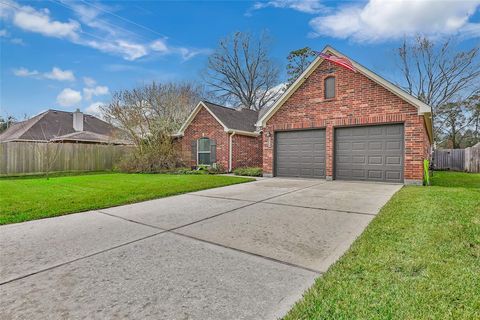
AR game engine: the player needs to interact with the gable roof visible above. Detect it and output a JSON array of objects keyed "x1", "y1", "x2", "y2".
[
  {"x1": 0, "y1": 109, "x2": 128, "y2": 144},
  {"x1": 256, "y1": 46, "x2": 433, "y2": 141},
  {"x1": 176, "y1": 101, "x2": 260, "y2": 136}
]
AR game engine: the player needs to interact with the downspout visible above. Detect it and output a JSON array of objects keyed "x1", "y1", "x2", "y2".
[{"x1": 229, "y1": 132, "x2": 236, "y2": 172}]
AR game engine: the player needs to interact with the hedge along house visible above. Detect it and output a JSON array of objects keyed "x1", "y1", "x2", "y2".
[
  {"x1": 257, "y1": 46, "x2": 433, "y2": 185},
  {"x1": 175, "y1": 101, "x2": 263, "y2": 172}
]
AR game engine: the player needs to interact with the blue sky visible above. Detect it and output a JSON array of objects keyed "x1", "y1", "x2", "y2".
[{"x1": 1, "y1": 0, "x2": 479, "y2": 118}]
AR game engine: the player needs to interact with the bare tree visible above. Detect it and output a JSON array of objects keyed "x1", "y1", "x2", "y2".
[
  {"x1": 0, "y1": 115, "x2": 16, "y2": 133},
  {"x1": 35, "y1": 123, "x2": 63, "y2": 179},
  {"x1": 203, "y1": 32, "x2": 281, "y2": 111},
  {"x1": 397, "y1": 36, "x2": 480, "y2": 142},
  {"x1": 101, "y1": 82, "x2": 206, "y2": 171}
]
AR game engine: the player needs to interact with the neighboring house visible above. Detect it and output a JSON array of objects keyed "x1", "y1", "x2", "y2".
[
  {"x1": 177, "y1": 45, "x2": 433, "y2": 185},
  {"x1": 0, "y1": 109, "x2": 130, "y2": 145}
]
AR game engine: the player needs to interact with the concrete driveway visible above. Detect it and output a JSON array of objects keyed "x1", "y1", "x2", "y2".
[{"x1": 0, "y1": 178, "x2": 401, "y2": 319}]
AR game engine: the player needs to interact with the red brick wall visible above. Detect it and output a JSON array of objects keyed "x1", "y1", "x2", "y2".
[
  {"x1": 177, "y1": 106, "x2": 263, "y2": 172},
  {"x1": 178, "y1": 107, "x2": 230, "y2": 170},
  {"x1": 232, "y1": 134, "x2": 263, "y2": 169},
  {"x1": 263, "y1": 60, "x2": 431, "y2": 182}
]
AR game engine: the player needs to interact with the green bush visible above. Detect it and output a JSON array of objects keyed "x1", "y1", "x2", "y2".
[
  {"x1": 172, "y1": 168, "x2": 206, "y2": 175},
  {"x1": 233, "y1": 167, "x2": 263, "y2": 177}
]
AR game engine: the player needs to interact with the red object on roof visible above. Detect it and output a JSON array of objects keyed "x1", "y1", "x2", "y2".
[{"x1": 315, "y1": 52, "x2": 357, "y2": 72}]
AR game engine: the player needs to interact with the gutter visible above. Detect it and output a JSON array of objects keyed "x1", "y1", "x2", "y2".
[
  {"x1": 171, "y1": 133, "x2": 183, "y2": 138},
  {"x1": 224, "y1": 129, "x2": 260, "y2": 137},
  {"x1": 228, "y1": 132, "x2": 236, "y2": 172}
]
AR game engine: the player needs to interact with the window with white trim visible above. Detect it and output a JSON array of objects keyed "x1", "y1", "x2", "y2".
[{"x1": 197, "y1": 137, "x2": 211, "y2": 165}]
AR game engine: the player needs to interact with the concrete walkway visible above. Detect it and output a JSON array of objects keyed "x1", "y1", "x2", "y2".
[{"x1": 0, "y1": 178, "x2": 402, "y2": 319}]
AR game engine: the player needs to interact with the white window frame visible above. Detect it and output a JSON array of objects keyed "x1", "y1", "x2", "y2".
[{"x1": 197, "y1": 137, "x2": 211, "y2": 166}]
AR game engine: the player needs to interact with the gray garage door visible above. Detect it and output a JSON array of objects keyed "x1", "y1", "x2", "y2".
[
  {"x1": 334, "y1": 124, "x2": 404, "y2": 182},
  {"x1": 275, "y1": 130, "x2": 326, "y2": 178}
]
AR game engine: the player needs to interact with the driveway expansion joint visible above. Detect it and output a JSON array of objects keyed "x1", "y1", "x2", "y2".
[
  {"x1": 170, "y1": 231, "x2": 322, "y2": 275},
  {"x1": 0, "y1": 229, "x2": 166, "y2": 286},
  {"x1": 262, "y1": 201, "x2": 377, "y2": 217},
  {"x1": 98, "y1": 202, "x2": 324, "y2": 274}
]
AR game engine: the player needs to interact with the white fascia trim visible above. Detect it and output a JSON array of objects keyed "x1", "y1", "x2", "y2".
[
  {"x1": 256, "y1": 45, "x2": 432, "y2": 127},
  {"x1": 1, "y1": 139, "x2": 48, "y2": 143},
  {"x1": 225, "y1": 129, "x2": 260, "y2": 137}
]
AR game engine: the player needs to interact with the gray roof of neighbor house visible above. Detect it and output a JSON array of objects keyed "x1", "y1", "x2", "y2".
[
  {"x1": 202, "y1": 101, "x2": 259, "y2": 133},
  {"x1": 0, "y1": 109, "x2": 130, "y2": 144}
]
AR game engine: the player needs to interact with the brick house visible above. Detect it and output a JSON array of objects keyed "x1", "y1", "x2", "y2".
[
  {"x1": 175, "y1": 101, "x2": 263, "y2": 172},
  {"x1": 176, "y1": 46, "x2": 433, "y2": 184}
]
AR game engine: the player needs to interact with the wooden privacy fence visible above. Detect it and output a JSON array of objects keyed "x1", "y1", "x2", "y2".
[
  {"x1": 433, "y1": 143, "x2": 480, "y2": 173},
  {"x1": 0, "y1": 142, "x2": 133, "y2": 176},
  {"x1": 464, "y1": 143, "x2": 480, "y2": 173}
]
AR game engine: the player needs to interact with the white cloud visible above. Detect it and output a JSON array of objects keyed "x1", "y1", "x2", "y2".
[
  {"x1": 0, "y1": 29, "x2": 7, "y2": 37},
  {"x1": 150, "y1": 39, "x2": 169, "y2": 53},
  {"x1": 44, "y1": 67, "x2": 75, "y2": 81},
  {"x1": 13, "y1": 66, "x2": 75, "y2": 81},
  {"x1": 1, "y1": 0, "x2": 210, "y2": 61},
  {"x1": 83, "y1": 77, "x2": 96, "y2": 87},
  {"x1": 83, "y1": 85, "x2": 109, "y2": 100},
  {"x1": 85, "y1": 102, "x2": 105, "y2": 117},
  {"x1": 9, "y1": 3, "x2": 79, "y2": 39},
  {"x1": 309, "y1": 0, "x2": 480, "y2": 42},
  {"x1": 13, "y1": 67, "x2": 39, "y2": 77},
  {"x1": 57, "y1": 88, "x2": 82, "y2": 107},
  {"x1": 81, "y1": 38, "x2": 148, "y2": 61},
  {"x1": 250, "y1": 0, "x2": 325, "y2": 14}
]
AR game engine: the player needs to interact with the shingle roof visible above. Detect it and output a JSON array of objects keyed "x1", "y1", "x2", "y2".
[
  {"x1": 0, "y1": 109, "x2": 128, "y2": 143},
  {"x1": 50, "y1": 131, "x2": 131, "y2": 145},
  {"x1": 202, "y1": 101, "x2": 259, "y2": 132}
]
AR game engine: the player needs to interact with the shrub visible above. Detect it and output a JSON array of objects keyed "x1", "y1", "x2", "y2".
[
  {"x1": 233, "y1": 167, "x2": 263, "y2": 177},
  {"x1": 172, "y1": 168, "x2": 205, "y2": 175},
  {"x1": 207, "y1": 163, "x2": 226, "y2": 174}
]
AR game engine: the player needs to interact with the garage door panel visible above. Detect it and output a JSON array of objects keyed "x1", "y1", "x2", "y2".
[
  {"x1": 337, "y1": 142, "x2": 351, "y2": 151},
  {"x1": 387, "y1": 125, "x2": 402, "y2": 135},
  {"x1": 275, "y1": 130, "x2": 326, "y2": 179},
  {"x1": 386, "y1": 141, "x2": 402, "y2": 150},
  {"x1": 335, "y1": 124, "x2": 404, "y2": 183},
  {"x1": 386, "y1": 156, "x2": 401, "y2": 165},
  {"x1": 352, "y1": 142, "x2": 366, "y2": 150},
  {"x1": 368, "y1": 141, "x2": 383, "y2": 150},
  {"x1": 368, "y1": 126, "x2": 383, "y2": 135},
  {"x1": 368, "y1": 170, "x2": 383, "y2": 180},
  {"x1": 386, "y1": 171, "x2": 401, "y2": 181},
  {"x1": 352, "y1": 155, "x2": 366, "y2": 164},
  {"x1": 368, "y1": 156, "x2": 383, "y2": 165}
]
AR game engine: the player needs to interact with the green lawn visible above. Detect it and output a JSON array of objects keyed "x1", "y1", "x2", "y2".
[
  {"x1": 285, "y1": 171, "x2": 480, "y2": 320},
  {"x1": 0, "y1": 173, "x2": 253, "y2": 225}
]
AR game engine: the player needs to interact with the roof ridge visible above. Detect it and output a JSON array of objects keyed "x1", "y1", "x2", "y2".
[
  {"x1": 46, "y1": 109, "x2": 73, "y2": 113},
  {"x1": 17, "y1": 111, "x2": 49, "y2": 140},
  {"x1": 204, "y1": 100, "x2": 259, "y2": 114},
  {"x1": 202, "y1": 100, "x2": 234, "y2": 110}
]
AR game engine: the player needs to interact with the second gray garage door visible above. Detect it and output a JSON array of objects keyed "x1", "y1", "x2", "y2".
[
  {"x1": 275, "y1": 130, "x2": 326, "y2": 178},
  {"x1": 335, "y1": 124, "x2": 404, "y2": 182}
]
